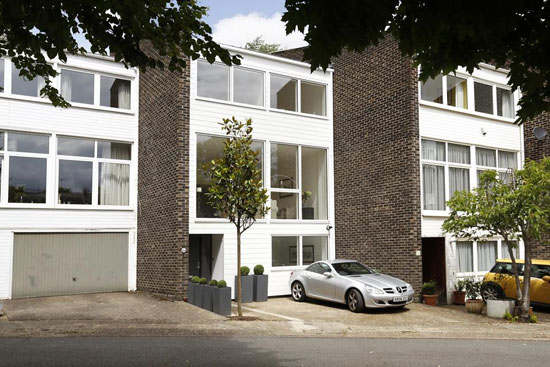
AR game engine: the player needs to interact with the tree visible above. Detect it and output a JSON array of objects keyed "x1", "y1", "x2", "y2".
[
  {"x1": 442, "y1": 157, "x2": 550, "y2": 321},
  {"x1": 0, "y1": 0, "x2": 240, "y2": 107},
  {"x1": 205, "y1": 117, "x2": 269, "y2": 317},
  {"x1": 282, "y1": 1, "x2": 550, "y2": 123},
  {"x1": 245, "y1": 36, "x2": 281, "y2": 54}
]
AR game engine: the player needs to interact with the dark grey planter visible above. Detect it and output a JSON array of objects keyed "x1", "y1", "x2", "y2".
[
  {"x1": 188, "y1": 282, "x2": 196, "y2": 304},
  {"x1": 302, "y1": 207, "x2": 314, "y2": 219},
  {"x1": 234, "y1": 275, "x2": 254, "y2": 303},
  {"x1": 202, "y1": 285, "x2": 214, "y2": 311},
  {"x1": 253, "y1": 274, "x2": 268, "y2": 302},
  {"x1": 195, "y1": 284, "x2": 205, "y2": 307},
  {"x1": 212, "y1": 287, "x2": 232, "y2": 316}
]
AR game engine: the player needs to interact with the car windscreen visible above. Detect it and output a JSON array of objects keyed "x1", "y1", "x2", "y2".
[{"x1": 332, "y1": 262, "x2": 374, "y2": 276}]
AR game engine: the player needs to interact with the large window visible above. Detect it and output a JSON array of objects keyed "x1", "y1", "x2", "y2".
[
  {"x1": 301, "y1": 147, "x2": 328, "y2": 220},
  {"x1": 456, "y1": 239, "x2": 520, "y2": 275},
  {"x1": 271, "y1": 143, "x2": 298, "y2": 219},
  {"x1": 476, "y1": 147, "x2": 517, "y2": 184},
  {"x1": 234, "y1": 67, "x2": 264, "y2": 106},
  {"x1": 270, "y1": 75, "x2": 297, "y2": 112},
  {"x1": 7, "y1": 132, "x2": 49, "y2": 203},
  {"x1": 100, "y1": 76, "x2": 131, "y2": 109},
  {"x1": 197, "y1": 60, "x2": 230, "y2": 101},
  {"x1": 12, "y1": 67, "x2": 45, "y2": 98},
  {"x1": 60, "y1": 69, "x2": 94, "y2": 105},
  {"x1": 272, "y1": 235, "x2": 328, "y2": 267}
]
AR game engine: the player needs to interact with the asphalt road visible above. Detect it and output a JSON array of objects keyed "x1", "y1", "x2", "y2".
[{"x1": 0, "y1": 336, "x2": 549, "y2": 366}]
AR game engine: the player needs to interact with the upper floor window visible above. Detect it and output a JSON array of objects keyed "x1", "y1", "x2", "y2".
[
  {"x1": 60, "y1": 69, "x2": 94, "y2": 105},
  {"x1": 197, "y1": 60, "x2": 229, "y2": 101},
  {"x1": 100, "y1": 76, "x2": 131, "y2": 110},
  {"x1": 0, "y1": 59, "x2": 4, "y2": 92},
  {"x1": 270, "y1": 75, "x2": 297, "y2": 112},
  {"x1": 497, "y1": 88, "x2": 514, "y2": 118},
  {"x1": 446, "y1": 75, "x2": 468, "y2": 109},
  {"x1": 474, "y1": 82, "x2": 493, "y2": 114},
  {"x1": 12, "y1": 67, "x2": 45, "y2": 98},
  {"x1": 234, "y1": 67, "x2": 264, "y2": 106},
  {"x1": 301, "y1": 81, "x2": 326, "y2": 116},
  {"x1": 420, "y1": 75, "x2": 443, "y2": 104}
]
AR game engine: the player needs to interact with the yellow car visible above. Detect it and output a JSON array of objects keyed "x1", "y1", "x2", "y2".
[{"x1": 481, "y1": 259, "x2": 550, "y2": 306}]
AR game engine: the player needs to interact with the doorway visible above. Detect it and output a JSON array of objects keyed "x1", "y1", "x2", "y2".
[
  {"x1": 189, "y1": 234, "x2": 212, "y2": 280},
  {"x1": 422, "y1": 237, "x2": 447, "y2": 303}
]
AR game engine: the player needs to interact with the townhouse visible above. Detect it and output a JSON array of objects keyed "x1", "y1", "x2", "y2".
[
  {"x1": 138, "y1": 42, "x2": 335, "y2": 298},
  {"x1": 0, "y1": 54, "x2": 139, "y2": 299}
]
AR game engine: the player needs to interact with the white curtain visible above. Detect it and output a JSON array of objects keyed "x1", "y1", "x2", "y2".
[
  {"x1": 500, "y1": 90, "x2": 514, "y2": 118},
  {"x1": 448, "y1": 144, "x2": 470, "y2": 164},
  {"x1": 501, "y1": 241, "x2": 519, "y2": 259},
  {"x1": 60, "y1": 73, "x2": 72, "y2": 102},
  {"x1": 498, "y1": 151, "x2": 517, "y2": 169},
  {"x1": 422, "y1": 140, "x2": 445, "y2": 161},
  {"x1": 118, "y1": 81, "x2": 131, "y2": 109},
  {"x1": 477, "y1": 241, "x2": 497, "y2": 271},
  {"x1": 99, "y1": 163, "x2": 130, "y2": 205},
  {"x1": 37, "y1": 76, "x2": 46, "y2": 98},
  {"x1": 449, "y1": 167, "x2": 470, "y2": 197},
  {"x1": 447, "y1": 76, "x2": 468, "y2": 108},
  {"x1": 457, "y1": 241, "x2": 473, "y2": 273},
  {"x1": 423, "y1": 164, "x2": 445, "y2": 210},
  {"x1": 476, "y1": 148, "x2": 496, "y2": 167}
]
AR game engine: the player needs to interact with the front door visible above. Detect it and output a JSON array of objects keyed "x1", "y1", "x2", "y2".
[
  {"x1": 422, "y1": 237, "x2": 447, "y2": 303},
  {"x1": 189, "y1": 234, "x2": 212, "y2": 280}
]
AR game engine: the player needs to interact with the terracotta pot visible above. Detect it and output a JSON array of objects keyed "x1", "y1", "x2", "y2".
[
  {"x1": 453, "y1": 291, "x2": 466, "y2": 305},
  {"x1": 465, "y1": 299, "x2": 484, "y2": 314},
  {"x1": 423, "y1": 294, "x2": 438, "y2": 306}
]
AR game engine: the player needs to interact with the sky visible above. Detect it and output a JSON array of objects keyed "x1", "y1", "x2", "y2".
[{"x1": 74, "y1": 1, "x2": 306, "y2": 51}]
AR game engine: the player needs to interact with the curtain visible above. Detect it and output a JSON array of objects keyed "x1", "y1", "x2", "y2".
[
  {"x1": 499, "y1": 89, "x2": 514, "y2": 118},
  {"x1": 476, "y1": 148, "x2": 496, "y2": 167},
  {"x1": 423, "y1": 164, "x2": 445, "y2": 210},
  {"x1": 477, "y1": 241, "x2": 497, "y2": 271},
  {"x1": 61, "y1": 73, "x2": 72, "y2": 102},
  {"x1": 99, "y1": 163, "x2": 130, "y2": 205},
  {"x1": 457, "y1": 242, "x2": 473, "y2": 272},
  {"x1": 448, "y1": 144, "x2": 470, "y2": 164},
  {"x1": 449, "y1": 167, "x2": 470, "y2": 197},
  {"x1": 37, "y1": 76, "x2": 46, "y2": 98},
  {"x1": 498, "y1": 151, "x2": 517, "y2": 169},
  {"x1": 447, "y1": 76, "x2": 468, "y2": 109},
  {"x1": 501, "y1": 241, "x2": 519, "y2": 259},
  {"x1": 117, "y1": 81, "x2": 131, "y2": 109},
  {"x1": 422, "y1": 140, "x2": 445, "y2": 161}
]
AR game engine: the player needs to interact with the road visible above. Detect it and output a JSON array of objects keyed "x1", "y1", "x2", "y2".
[{"x1": 0, "y1": 336, "x2": 549, "y2": 366}]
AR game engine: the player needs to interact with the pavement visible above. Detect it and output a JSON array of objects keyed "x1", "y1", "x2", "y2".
[
  {"x1": 1, "y1": 292, "x2": 550, "y2": 340},
  {"x1": 2, "y1": 336, "x2": 550, "y2": 367}
]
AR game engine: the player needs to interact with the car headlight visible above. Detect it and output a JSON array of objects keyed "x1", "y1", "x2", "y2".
[
  {"x1": 405, "y1": 283, "x2": 413, "y2": 291},
  {"x1": 365, "y1": 285, "x2": 384, "y2": 294}
]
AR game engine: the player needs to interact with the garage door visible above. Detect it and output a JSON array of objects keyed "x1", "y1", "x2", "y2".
[{"x1": 12, "y1": 232, "x2": 128, "y2": 298}]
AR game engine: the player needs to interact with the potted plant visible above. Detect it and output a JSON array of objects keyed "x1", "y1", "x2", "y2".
[
  {"x1": 188, "y1": 276, "x2": 199, "y2": 305},
  {"x1": 195, "y1": 277, "x2": 207, "y2": 307},
  {"x1": 485, "y1": 274, "x2": 515, "y2": 318},
  {"x1": 464, "y1": 278, "x2": 484, "y2": 314},
  {"x1": 252, "y1": 264, "x2": 268, "y2": 302},
  {"x1": 301, "y1": 190, "x2": 314, "y2": 219},
  {"x1": 234, "y1": 266, "x2": 254, "y2": 303},
  {"x1": 201, "y1": 279, "x2": 217, "y2": 311},
  {"x1": 453, "y1": 279, "x2": 466, "y2": 305},
  {"x1": 212, "y1": 280, "x2": 232, "y2": 316},
  {"x1": 421, "y1": 280, "x2": 438, "y2": 306}
]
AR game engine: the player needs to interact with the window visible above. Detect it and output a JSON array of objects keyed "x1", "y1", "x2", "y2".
[
  {"x1": 423, "y1": 165, "x2": 445, "y2": 210},
  {"x1": 448, "y1": 144, "x2": 470, "y2": 164},
  {"x1": 272, "y1": 235, "x2": 328, "y2": 267},
  {"x1": 306, "y1": 263, "x2": 325, "y2": 274},
  {"x1": 477, "y1": 241, "x2": 497, "y2": 272},
  {"x1": 422, "y1": 139, "x2": 445, "y2": 161},
  {"x1": 271, "y1": 143, "x2": 298, "y2": 220},
  {"x1": 196, "y1": 135, "x2": 264, "y2": 218},
  {"x1": 476, "y1": 148, "x2": 496, "y2": 167},
  {"x1": 0, "y1": 59, "x2": 4, "y2": 92},
  {"x1": 457, "y1": 241, "x2": 473, "y2": 273},
  {"x1": 446, "y1": 75, "x2": 468, "y2": 109},
  {"x1": 501, "y1": 241, "x2": 519, "y2": 259},
  {"x1": 233, "y1": 67, "x2": 264, "y2": 106},
  {"x1": 270, "y1": 75, "x2": 297, "y2": 111},
  {"x1": 474, "y1": 82, "x2": 493, "y2": 114},
  {"x1": 301, "y1": 81, "x2": 326, "y2": 116},
  {"x1": 301, "y1": 147, "x2": 327, "y2": 220},
  {"x1": 449, "y1": 167, "x2": 469, "y2": 196},
  {"x1": 57, "y1": 136, "x2": 94, "y2": 157},
  {"x1": 497, "y1": 88, "x2": 514, "y2": 118},
  {"x1": 197, "y1": 60, "x2": 229, "y2": 101},
  {"x1": 7, "y1": 132, "x2": 49, "y2": 203},
  {"x1": 420, "y1": 75, "x2": 443, "y2": 103},
  {"x1": 58, "y1": 160, "x2": 93, "y2": 204},
  {"x1": 11, "y1": 67, "x2": 45, "y2": 97},
  {"x1": 100, "y1": 76, "x2": 131, "y2": 109},
  {"x1": 99, "y1": 163, "x2": 130, "y2": 205},
  {"x1": 60, "y1": 69, "x2": 94, "y2": 104},
  {"x1": 498, "y1": 151, "x2": 517, "y2": 170}
]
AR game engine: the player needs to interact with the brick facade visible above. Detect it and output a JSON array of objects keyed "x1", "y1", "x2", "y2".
[
  {"x1": 277, "y1": 37, "x2": 423, "y2": 291},
  {"x1": 137, "y1": 40, "x2": 190, "y2": 299}
]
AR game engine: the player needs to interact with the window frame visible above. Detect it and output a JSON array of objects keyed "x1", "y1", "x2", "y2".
[
  {"x1": 271, "y1": 234, "x2": 330, "y2": 270},
  {"x1": 454, "y1": 238, "x2": 524, "y2": 277}
]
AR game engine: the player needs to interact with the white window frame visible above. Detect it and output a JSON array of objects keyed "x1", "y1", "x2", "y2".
[{"x1": 271, "y1": 234, "x2": 330, "y2": 270}]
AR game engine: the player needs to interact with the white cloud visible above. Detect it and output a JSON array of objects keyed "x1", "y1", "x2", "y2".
[{"x1": 212, "y1": 12, "x2": 307, "y2": 50}]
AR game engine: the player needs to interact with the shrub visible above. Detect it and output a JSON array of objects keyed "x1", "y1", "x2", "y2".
[
  {"x1": 254, "y1": 264, "x2": 264, "y2": 275},
  {"x1": 198, "y1": 277, "x2": 207, "y2": 284},
  {"x1": 530, "y1": 314, "x2": 538, "y2": 323},
  {"x1": 191, "y1": 276, "x2": 200, "y2": 283},
  {"x1": 463, "y1": 277, "x2": 481, "y2": 299},
  {"x1": 421, "y1": 280, "x2": 437, "y2": 295},
  {"x1": 218, "y1": 280, "x2": 227, "y2": 288},
  {"x1": 454, "y1": 279, "x2": 466, "y2": 292},
  {"x1": 209, "y1": 279, "x2": 218, "y2": 287},
  {"x1": 240, "y1": 266, "x2": 250, "y2": 276}
]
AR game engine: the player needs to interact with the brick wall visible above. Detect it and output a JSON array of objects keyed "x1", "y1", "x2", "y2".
[
  {"x1": 137, "y1": 40, "x2": 190, "y2": 299},
  {"x1": 524, "y1": 112, "x2": 550, "y2": 259},
  {"x1": 277, "y1": 37, "x2": 423, "y2": 291}
]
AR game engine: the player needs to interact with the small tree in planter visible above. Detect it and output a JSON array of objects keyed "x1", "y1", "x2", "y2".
[
  {"x1": 253, "y1": 264, "x2": 268, "y2": 302},
  {"x1": 421, "y1": 280, "x2": 437, "y2": 306},
  {"x1": 464, "y1": 278, "x2": 483, "y2": 314},
  {"x1": 188, "y1": 276, "x2": 200, "y2": 305},
  {"x1": 205, "y1": 117, "x2": 269, "y2": 317},
  {"x1": 212, "y1": 280, "x2": 232, "y2": 316},
  {"x1": 235, "y1": 266, "x2": 254, "y2": 303},
  {"x1": 195, "y1": 277, "x2": 207, "y2": 308},
  {"x1": 453, "y1": 279, "x2": 466, "y2": 305}
]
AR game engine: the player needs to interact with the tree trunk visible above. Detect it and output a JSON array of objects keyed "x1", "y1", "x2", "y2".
[
  {"x1": 237, "y1": 229, "x2": 242, "y2": 317},
  {"x1": 520, "y1": 238, "x2": 532, "y2": 321},
  {"x1": 507, "y1": 243, "x2": 522, "y2": 306}
]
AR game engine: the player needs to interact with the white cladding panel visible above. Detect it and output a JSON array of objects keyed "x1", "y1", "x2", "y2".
[{"x1": 189, "y1": 53, "x2": 335, "y2": 296}]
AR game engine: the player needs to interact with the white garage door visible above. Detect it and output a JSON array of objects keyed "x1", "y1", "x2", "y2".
[{"x1": 12, "y1": 232, "x2": 128, "y2": 298}]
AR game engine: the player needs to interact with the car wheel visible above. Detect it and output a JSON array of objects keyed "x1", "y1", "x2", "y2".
[
  {"x1": 291, "y1": 281, "x2": 306, "y2": 302},
  {"x1": 347, "y1": 289, "x2": 365, "y2": 313},
  {"x1": 481, "y1": 283, "x2": 504, "y2": 302}
]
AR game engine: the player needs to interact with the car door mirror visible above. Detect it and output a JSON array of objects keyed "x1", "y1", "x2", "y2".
[
  {"x1": 543, "y1": 275, "x2": 550, "y2": 282},
  {"x1": 323, "y1": 272, "x2": 333, "y2": 278}
]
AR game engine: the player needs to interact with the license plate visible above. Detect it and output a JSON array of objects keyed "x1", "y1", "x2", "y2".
[{"x1": 393, "y1": 296, "x2": 408, "y2": 302}]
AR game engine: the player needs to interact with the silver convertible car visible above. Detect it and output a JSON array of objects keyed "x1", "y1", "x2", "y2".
[{"x1": 289, "y1": 260, "x2": 414, "y2": 312}]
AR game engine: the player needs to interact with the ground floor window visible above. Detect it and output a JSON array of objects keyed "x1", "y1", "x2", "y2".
[
  {"x1": 272, "y1": 235, "x2": 328, "y2": 267},
  {"x1": 455, "y1": 239, "x2": 521, "y2": 275}
]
